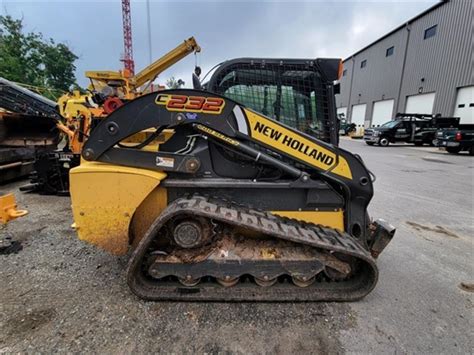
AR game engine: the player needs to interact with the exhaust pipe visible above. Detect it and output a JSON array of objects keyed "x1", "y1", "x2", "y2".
[{"x1": 369, "y1": 219, "x2": 396, "y2": 258}]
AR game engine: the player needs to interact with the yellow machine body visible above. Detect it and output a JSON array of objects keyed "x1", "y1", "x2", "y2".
[
  {"x1": 70, "y1": 162, "x2": 345, "y2": 255},
  {"x1": 272, "y1": 210, "x2": 344, "y2": 231}
]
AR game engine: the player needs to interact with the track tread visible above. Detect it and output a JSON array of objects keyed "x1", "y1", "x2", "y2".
[{"x1": 127, "y1": 195, "x2": 378, "y2": 301}]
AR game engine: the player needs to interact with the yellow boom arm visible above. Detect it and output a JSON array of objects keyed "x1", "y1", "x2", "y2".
[
  {"x1": 84, "y1": 37, "x2": 201, "y2": 94},
  {"x1": 84, "y1": 71, "x2": 126, "y2": 81},
  {"x1": 130, "y1": 37, "x2": 201, "y2": 89}
]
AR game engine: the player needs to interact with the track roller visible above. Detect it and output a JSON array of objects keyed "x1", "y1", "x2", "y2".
[
  {"x1": 216, "y1": 276, "x2": 239, "y2": 287},
  {"x1": 292, "y1": 275, "x2": 316, "y2": 288},
  {"x1": 179, "y1": 276, "x2": 201, "y2": 287},
  {"x1": 254, "y1": 276, "x2": 278, "y2": 287}
]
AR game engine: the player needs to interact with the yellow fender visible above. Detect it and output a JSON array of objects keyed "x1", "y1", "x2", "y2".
[{"x1": 70, "y1": 161, "x2": 167, "y2": 255}]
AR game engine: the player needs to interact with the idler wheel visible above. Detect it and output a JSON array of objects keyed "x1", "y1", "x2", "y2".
[{"x1": 324, "y1": 267, "x2": 347, "y2": 281}]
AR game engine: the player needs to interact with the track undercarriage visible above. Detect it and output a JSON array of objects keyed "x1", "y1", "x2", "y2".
[{"x1": 127, "y1": 195, "x2": 382, "y2": 301}]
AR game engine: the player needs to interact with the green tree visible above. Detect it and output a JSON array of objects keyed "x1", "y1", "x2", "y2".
[
  {"x1": 0, "y1": 15, "x2": 78, "y2": 99},
  {"x1": 166, "y1": 76, "x2": 185, "y2": 89}
]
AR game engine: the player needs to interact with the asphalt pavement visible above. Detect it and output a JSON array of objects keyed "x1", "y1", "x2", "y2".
[
  {"x1": 0, "y1": 138, "x2": 472, "y2": 353},
  {"x1": 338, "y1": 139, "x2": 473, "y2": 353}
]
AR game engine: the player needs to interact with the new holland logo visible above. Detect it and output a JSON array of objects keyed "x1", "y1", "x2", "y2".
[{"x1": 253, "y1": 122, "x2": 335, "y2": 166}]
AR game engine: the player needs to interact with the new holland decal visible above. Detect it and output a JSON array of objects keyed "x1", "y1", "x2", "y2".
[
  {"x1": 244, "y1": 109, "x2": 352, "y2": 179},
  {"x1": 254, "y1": 121, "x2": 334, "y2": 165},
  {"x1": 155, "y1": 94, "x2": 225, "y2": 114}
]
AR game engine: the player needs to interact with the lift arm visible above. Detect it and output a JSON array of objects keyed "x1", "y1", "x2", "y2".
[
  {"x1": 82, "y1": 89, "x2": 374, "y2": 238},
  {"x1": 83, "y1": 89, "x2": 355, "y2": 180}
]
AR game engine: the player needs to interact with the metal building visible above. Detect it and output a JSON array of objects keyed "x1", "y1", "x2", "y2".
[{"x1": 336, "y1": 0, "x2": 473, "y2": 128}]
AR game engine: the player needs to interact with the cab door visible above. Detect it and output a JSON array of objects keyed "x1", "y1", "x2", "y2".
[{"x1": 394, "y1": 121, "x2": 410, "y2": 141}]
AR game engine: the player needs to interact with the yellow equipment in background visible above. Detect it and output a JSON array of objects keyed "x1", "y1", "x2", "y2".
[
  {"x1": 85, "y1": 37, "x2": 201, "y2": 101},
  {"x1": 56, "y1": 37, "x2": 201, "y2": 154},
  {"x1": 0, "y1": 193, "x2": 28, "y2": 224},
  {"x1": 12, "y1": 38, "x2": 200, "y2": 195},
  {"x1": 56, "y1": 91, "x2": 105, "y2": 154},
  {"x1": 350, "y1": 124, "x2": 365, "y2": 139}
]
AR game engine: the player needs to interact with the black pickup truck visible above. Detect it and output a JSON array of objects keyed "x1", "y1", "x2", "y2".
[
  {"x1": 435, "y1": 124, "x2": 474, "y2": 155},
  {"x1": 364, "y1": 113, "x2": 459, "y2": 147}
]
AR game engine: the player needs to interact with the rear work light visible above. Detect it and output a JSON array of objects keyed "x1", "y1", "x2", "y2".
[{"x1": 455, "y1": 131, "x2": 462, "y2": 141}]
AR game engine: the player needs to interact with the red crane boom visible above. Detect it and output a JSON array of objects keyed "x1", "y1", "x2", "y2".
[{"x1": 121, "y1": 0, "x2": 135, "y2": 75}]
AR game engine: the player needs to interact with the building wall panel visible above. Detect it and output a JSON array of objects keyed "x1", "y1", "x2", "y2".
[
  {"x1": 335, "y1": 0, "x2": 474, "y2": 124},
  {"x1": 399, "y1": 0, "x2": 473, "y2": 115}
]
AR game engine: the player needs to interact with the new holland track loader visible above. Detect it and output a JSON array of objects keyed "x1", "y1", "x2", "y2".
[{"x1": 70, "y1": 58, "x2": 395, "y2": 301}]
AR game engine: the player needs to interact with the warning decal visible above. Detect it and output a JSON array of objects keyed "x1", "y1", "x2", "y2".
[{"x1": 156, "y1": 156, "x2": 175, "y2": 168}]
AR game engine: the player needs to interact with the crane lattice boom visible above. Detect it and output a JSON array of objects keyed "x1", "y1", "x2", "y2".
[{"x1": 121, "y1": 0, "x2": 134, "y2": 75}]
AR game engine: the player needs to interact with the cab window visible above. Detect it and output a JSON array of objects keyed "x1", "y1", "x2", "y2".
[
  {"x1": 209, "y1": 65, "x2": 330, "y2": 139},
  {"x1": 381, "y1": 120, "x2": 400, "y2": 129}
]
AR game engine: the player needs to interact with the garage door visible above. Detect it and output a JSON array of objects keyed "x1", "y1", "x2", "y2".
[
  {"x1": 405, "y1": 92, "x2": 436, "y2": 114},
  {"x1": 371, "y1": 99, "x2": 394, "y2": 127},
  {"x1": 453, "y1": 86, "x2": 474, "y2": 124},
  {"x1": 337, "y1": 107, "x2": 347, "y2": 119},
  {"x1": 351, "y1": 104, "x2": 366, "y2": 126}
]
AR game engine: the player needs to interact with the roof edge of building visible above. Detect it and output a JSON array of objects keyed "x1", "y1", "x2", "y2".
[{"x1": 343, "y1": 0, "x2": 447, "y2": 62}]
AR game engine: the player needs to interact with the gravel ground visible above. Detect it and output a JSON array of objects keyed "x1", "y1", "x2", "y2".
[{"x1": 1, "y1": 139, "x2": 472, "y2": 353}]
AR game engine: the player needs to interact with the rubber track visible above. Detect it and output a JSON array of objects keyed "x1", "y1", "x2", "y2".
[{"x1": 127, "y1": 195, "x2": 378, "y2": 301}]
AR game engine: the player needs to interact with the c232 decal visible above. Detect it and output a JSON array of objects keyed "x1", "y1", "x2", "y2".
[{"x1": 155, "y1": 94, "x2": 225, "y2": 114}]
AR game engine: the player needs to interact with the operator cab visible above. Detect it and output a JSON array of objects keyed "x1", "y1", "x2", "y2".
[{"x1": 196, "y1": 58, "x2": 342, "y2": 145}]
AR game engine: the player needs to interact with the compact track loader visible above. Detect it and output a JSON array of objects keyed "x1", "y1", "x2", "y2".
[{"x1": 70, "y1": 58, "x2": 395, "y2": 301}]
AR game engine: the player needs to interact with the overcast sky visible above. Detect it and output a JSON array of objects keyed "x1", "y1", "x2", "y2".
[{"x1": 2, "y1": 0, "x2": 438, "y2": 88}]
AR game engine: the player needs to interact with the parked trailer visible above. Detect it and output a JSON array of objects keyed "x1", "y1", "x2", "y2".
[{"x1": 0, "y1": 78, "x2": 61, "y2": 183}]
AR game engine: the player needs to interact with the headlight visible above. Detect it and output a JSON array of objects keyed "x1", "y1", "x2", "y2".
[{"x1": 373, "y1": 131, "x2": 380, "y2": 137}]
